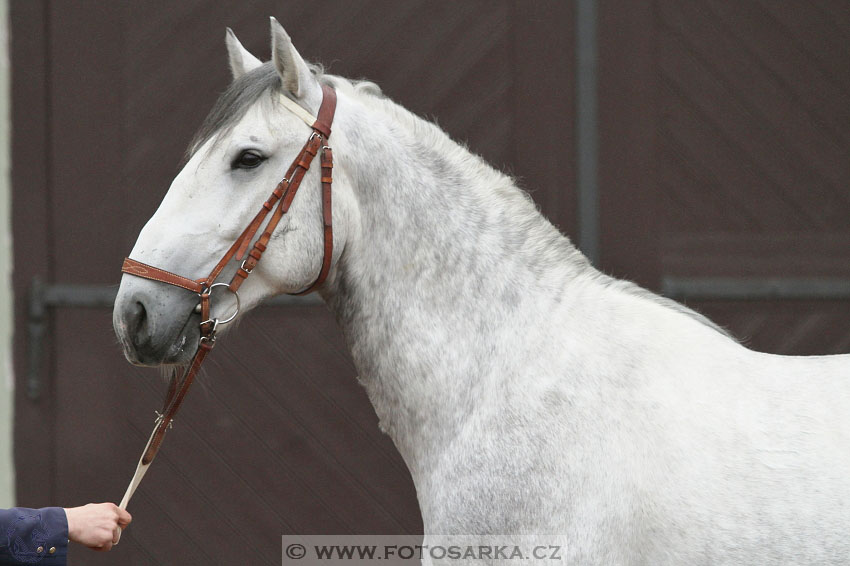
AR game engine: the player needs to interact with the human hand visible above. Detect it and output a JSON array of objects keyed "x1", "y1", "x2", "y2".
[{"x1": 64, "y1": 503, "x2": 132, "y2": 551}]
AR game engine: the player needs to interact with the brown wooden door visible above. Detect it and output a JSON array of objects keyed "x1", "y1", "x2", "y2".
[
  {"x1": 598, "y1": 1, "x2": 850, "y2": 354},
  {"x1": 14, "y1": 2, "x2": 847, "y2": 565},
  {"x1": 11, "y1": 2, "x2": 576, "y2": 564}
]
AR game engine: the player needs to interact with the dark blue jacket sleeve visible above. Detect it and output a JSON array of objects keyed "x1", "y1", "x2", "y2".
[{"x1": 0, "y1": 508, "x2": 68, "y2": 565}]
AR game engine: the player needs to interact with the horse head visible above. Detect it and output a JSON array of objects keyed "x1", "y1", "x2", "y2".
[{"x1": 113, "y1": 19, "x2": 355, "y2": 366}]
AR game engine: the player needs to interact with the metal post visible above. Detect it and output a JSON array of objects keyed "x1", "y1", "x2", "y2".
[{"x1": 576, "y1": 0, "x2": 599, "y2": 265}]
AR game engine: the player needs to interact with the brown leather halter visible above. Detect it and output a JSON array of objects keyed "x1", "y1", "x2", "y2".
[{"x1": 117, "y1": 85, "x2": 337, "y2": 511}]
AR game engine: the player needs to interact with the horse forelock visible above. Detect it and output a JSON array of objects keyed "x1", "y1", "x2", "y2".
[
  {"x1": 185, "y1": 62, "x2": 383, "y2": 163},
  {"x1": 187, "y1": 63, "x2": 277, "y2": 160}
]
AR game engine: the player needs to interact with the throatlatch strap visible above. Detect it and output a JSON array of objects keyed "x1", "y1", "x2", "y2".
[{"x1": 293, "y1": 145, "x2": 334, "y2": 295}]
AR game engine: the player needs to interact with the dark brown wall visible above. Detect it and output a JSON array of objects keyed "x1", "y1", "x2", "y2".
[
  {"x1": 652, "y1": 0, "x2": 850, "y2": 353},
  {"x1": 11, "y1": 1, "x2": 849, "y2": 565}
]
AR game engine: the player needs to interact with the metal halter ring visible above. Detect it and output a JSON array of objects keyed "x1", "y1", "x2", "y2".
[{"x1": 198, "y1": 282, "x2": 241, "y2": 327}]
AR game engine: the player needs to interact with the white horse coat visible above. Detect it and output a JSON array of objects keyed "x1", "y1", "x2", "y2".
[{"x1": 113, "y1": 20, "x2": 850, "y2": 565}]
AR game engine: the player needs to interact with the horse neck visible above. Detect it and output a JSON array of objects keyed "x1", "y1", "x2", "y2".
[{"x1": 323, "y1": 95, "x2": 590, "y2": 478}]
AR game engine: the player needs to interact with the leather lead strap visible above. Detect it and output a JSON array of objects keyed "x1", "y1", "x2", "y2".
[
  {"x1": 142, "y1": 338, "x2": 213, "y2": 465},
  {"x1": 118, "y1": 85, "x2": 337, "y2": 511}
]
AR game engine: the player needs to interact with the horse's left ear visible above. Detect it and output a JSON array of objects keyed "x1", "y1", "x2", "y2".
[
  {"x1": 226, "y1": 27, "x2": 262, "y2": 81},
  {"x1": 270, "y1": 17, "x2": 318, "y2": 102}
]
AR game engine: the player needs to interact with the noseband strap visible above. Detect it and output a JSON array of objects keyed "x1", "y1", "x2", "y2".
[{"x1": 117, "y1": 85, "x2": 337, "y2": 511}]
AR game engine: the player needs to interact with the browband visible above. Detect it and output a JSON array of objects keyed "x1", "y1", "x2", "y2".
[{"x1": 278, "y1": 93, "x2": 318, "y2": 127}]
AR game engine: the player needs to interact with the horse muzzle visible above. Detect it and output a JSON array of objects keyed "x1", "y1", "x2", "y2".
[{"x1": 113, "y1": 279, "x2": 200, "y2": 366}]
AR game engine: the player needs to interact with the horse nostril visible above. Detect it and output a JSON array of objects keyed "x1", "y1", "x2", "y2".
[{"x1": 131, "y1": 300, "x2": 148, "y2": 336}]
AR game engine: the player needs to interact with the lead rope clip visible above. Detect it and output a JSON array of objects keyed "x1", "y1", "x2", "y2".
[{"x1": 154, "y1": 410, "x2": 174, "y2": 429}]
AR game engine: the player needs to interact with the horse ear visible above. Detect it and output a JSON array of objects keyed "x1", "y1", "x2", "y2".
[
  {"x1": 225, "y1": 28, "x2": 262, "y2": 81},
  {"x1": 269, "y1": 17, "x2": 316, "y2": 100}
]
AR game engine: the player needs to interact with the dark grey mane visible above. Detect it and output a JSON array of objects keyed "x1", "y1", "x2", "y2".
[
  {"x1": 187, "y1": 61, "x2": 387, "y2": 161},
  {"x1": 187, "y1": 63, "x2": 282, "y2": 158}
]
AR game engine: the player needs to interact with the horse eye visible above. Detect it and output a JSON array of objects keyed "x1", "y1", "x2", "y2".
[{"x1": 232, "y1": 150, "x2": 265, "y2": 170}]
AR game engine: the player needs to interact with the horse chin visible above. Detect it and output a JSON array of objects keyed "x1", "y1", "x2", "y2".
[
  {"x1": 159, "y1": 326, "x2": 201, "y2": 366},
  {"x1": 124, "y1": 323, "x2": 199, "y2": 367}
]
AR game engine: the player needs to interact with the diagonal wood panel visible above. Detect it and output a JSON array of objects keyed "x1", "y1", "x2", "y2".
[
  {"x1": 754, "y1": 1, "x2": 850, "y2": 97},
  {"x1": 694, "y1": 300, "x2": 850, "y2": 356},
  {"x1": 655, "y1": 0, "x2": 850, "y2": 356},
  {"x1": 657, "y1": 0, "x2": 850, "y2": 229},
  {"x1": 707, "y1": 1, "x2": 850, "y2": 140},
  {"x1": 657, "y1": 7, "x2": 850, "y2": 229}
]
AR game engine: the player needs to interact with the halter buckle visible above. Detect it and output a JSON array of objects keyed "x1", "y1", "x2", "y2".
[
  {"x1": 199, "y1": 318, "x2": 220, "y2": 335},
  {"x1": 239, "y1": 260, "x2": 253, "y2": 274}
]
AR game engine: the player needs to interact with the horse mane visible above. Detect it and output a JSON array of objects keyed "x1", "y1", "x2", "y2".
[
  {"x1": 188, "y1": 62, "x2": 379, "y2": 158},
  {"x1": 599, "y1": 276, "x2": 735, "y2": 339},
  {"x1": 324, "y1": 74, "x2": 736, "y2": 341},
  {"x1": 187, "y1": 60, "x2": 734, "y2": 341}
]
